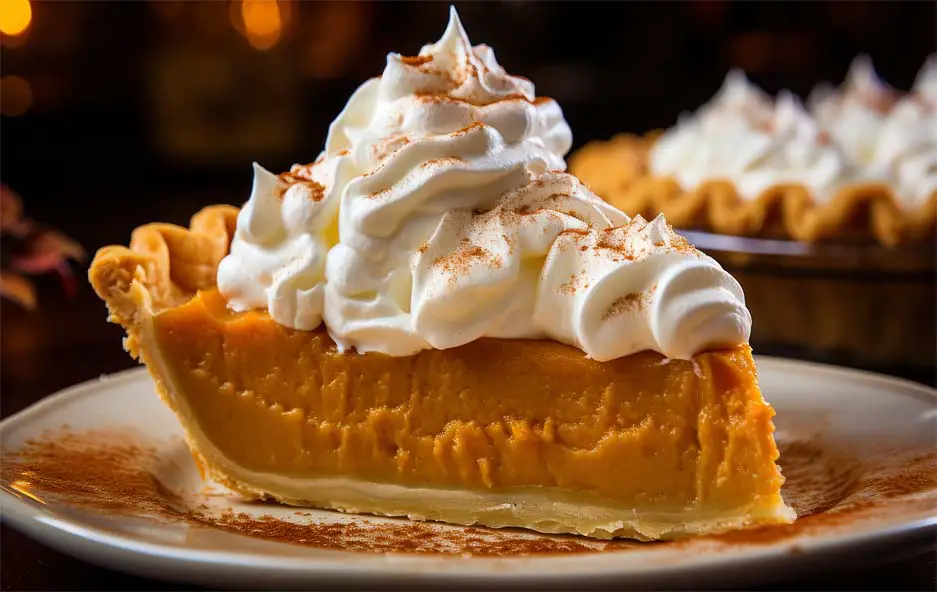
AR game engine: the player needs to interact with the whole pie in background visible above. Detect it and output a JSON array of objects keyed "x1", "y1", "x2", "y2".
[{"x1": 570, "y1": 57, "x2": 937, "y2": 247}]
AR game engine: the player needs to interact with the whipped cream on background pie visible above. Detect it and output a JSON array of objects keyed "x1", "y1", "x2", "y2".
[
  {"x1": 810, "y1": 55, "x2": 937, "y2": 207},
  {"x1": 89, "y1": 7, "x2": 792, "y2": 541},
  {"x1": 650, "y1": 70, "x2": 861, "y2": 204}
]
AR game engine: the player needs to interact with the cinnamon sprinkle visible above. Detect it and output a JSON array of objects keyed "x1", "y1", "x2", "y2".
[
  {"x1": 400, "y1": 54, "x2": 433, "y2": 67},
  {"x1": 602, "y1": 293, "x2": 643, "y2": 321},
  {"x1": 433, "y1": 244, "x2": 503, "y2": 280},
  {"x1": 413, "y1": 93, "x2": 531, "y2": 108},
  {"x1": 277, "y1": 171, "x2": 326, "y2": 202},
  {"x1": 420, "y1": 156, "x2": 466, "y2": 169},
  {"x1": 1, "y1": 428, "x2": 182, "y2": 517},
  {"x1": 372, "y1": 135, "x2": 411, "y2": 161},
  {"x1": 558, "y1": 270, "x2": 589, "y2": 296},
  {"x1": 595, "y1": 229, "x2": 636, "y2": 261},
  {"x1": 691, "y1": 442, "x2": 937, "y2": 547},
  {"x1": 451, "y1": 121, "x2": 485, "y2": 136}
]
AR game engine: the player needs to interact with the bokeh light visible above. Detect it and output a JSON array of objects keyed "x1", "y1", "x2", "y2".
[
  {"x1": 0, "y1": 0, "x2": 32, "y2": 37},
  {"x1": 240, "y1": 0, "x2": 282, "y2": 50},
  {"x1": 1, "y1": 75, "x2": 33, "y2": 117}
]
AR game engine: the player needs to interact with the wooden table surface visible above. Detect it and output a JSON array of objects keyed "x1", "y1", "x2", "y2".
[{"x1": 1, "y1": 276, "x2": 935, "y2": 591}]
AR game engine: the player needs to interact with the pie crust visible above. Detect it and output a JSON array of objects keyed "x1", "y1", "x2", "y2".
[
  {"x1": 89, "y1": 205, "x2": 795, "y2": 540},
  {"x1": 569, "y1": 134, "x2": 937, "y2": 247}
]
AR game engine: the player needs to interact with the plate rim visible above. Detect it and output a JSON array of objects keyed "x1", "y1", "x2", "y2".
[
  {"x1": 4, "y1": 488, "x2": 935, "y2": 589},
  {"x1": 1, "y1": 358, "x2": 935, "y2": 587}
]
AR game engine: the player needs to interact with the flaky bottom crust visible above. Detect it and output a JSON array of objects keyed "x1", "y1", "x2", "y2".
[{"x1": 185, "y1": 434, "x2": 794, "y2": 542}]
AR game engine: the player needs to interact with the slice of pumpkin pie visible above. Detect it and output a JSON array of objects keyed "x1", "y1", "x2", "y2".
[{"x1": 89, "y1": 8, "x2": 793, "y2": 540}]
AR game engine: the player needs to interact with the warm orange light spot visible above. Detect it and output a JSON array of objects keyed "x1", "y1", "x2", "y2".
[
  {"x1": 0, "y1": 0, "x2": 32, "y2": 37},
  {"x1": 0, "y1": 75, "x2": 33, "y2": 117},
  {"x1": 241, "y1": 0, "x2": 281, "y2": 50}
]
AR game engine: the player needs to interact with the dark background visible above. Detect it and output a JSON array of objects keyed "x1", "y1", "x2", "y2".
[
  {"x1": 3, "y1": 1, "x2": 935, "y2": 384},
  {"x1": 3, "y1": 0, "x2": 935, "y2": 243},
  {"x1": 1, "y1": 2, "x2": 935, "y2": 590}
]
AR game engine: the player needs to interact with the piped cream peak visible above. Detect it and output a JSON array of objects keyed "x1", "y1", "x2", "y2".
[{"x1": 435, "y1": 6, "x2": 473, "y2": 57}]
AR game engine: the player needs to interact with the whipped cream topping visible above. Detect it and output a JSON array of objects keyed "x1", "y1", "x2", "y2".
[
  {"x1": 866, "y1": 57, "x2": 937, "y2": 205},
  {"x1": 808, "y1": 56, "x2": 898, "y2": 167},
  {"x1": 651, "y1": 71, "x2": 858, "y2": 202},
  {"x1": 652, "y1": 59, "x2": 937, "y2": 208},
  {"x1": 217, "y1": 7, "x2": 751, "y2": 361}
]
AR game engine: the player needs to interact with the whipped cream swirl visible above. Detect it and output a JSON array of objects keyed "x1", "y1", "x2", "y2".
[
  {"x1": 810, "y1": 56, "x2": 937, "y2": 206},
  {"x1": 651, "y1": 71, "x2": 859, "y2": 202},
  {"x1": 217, "y1": 7, "x2": 751, "y2": 361},
  {"x1": 808, "y1": 56, "x2": 897, "y2": 167}
]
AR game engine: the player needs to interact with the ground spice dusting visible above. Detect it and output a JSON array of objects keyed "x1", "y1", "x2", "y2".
[
  {"x1": 400, "y1": 54, "x2": 433, "y2": 67},
  {"x1": 289, "y1": 163, "x2": 315, "y2": 178},
  {"x1": 667, "y1": 232, "x2": 694, "y2": 255},
  {"x1": 695, "y1": 442, "x2": 937, "y2": 547},
  {"x1": 595, "y1": 229, "x2": 636, "y2": 261},
  {"x1": 433, "y1": 244, "x2": 503, "y2": 282},
  {"x1": 276, "y1": 173, "x2": 326, "y2": 203},
  {"x1": 602, "y1": 293, "x2": 643, "y2": 321},
  {"x1": 413, "y1": 92, "x2": 530, "y2": 108},
  {"x1": 752, "y1": 118, "x2": 777, "y2": 135},
  {"x1": 451, "y1": 121, "x2": 485, "y2": 136},
  {"x1": 863, "y1": 89, "x2": 898, "y2": 115},
  {"x1": 372, "y1": 135, "x2": 411, "y2": 161},
  {"x1": 3, "y1": 428, "x2": 936, "y2": 556},
  {"x1": 1, "y1": 428, "x2": 182, "y2": 518},
  {"x1": 420, "y1": 157, "x2": 466, "y2": 169},
  {"x1": 558, "y1": 270, "x2": 589, "y2": 296}
]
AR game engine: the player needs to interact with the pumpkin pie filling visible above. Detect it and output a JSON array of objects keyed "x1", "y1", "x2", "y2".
[
  {"x1": 108, "y1": 284, "x2": 789, "y2": 539},
  {"x1": 89, "y1": 8, "x2": 794, "y2": 540}
]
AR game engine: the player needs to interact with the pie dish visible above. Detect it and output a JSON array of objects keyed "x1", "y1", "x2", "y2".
[
  {"x1": 684, "y1": 231, "x2": 936, "y2": 372},
  {"x1": 89, "y1": 8, "x2": 793, "y2": 540},
  {"x1": 569, "y1": 60, "x2": 937, "y2": 247}
]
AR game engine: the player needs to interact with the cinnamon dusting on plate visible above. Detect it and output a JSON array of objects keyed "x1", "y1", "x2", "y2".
[
  {"x1": 3, "y1": 428, "x2": 936, "y2": 556},
  {"x1": 1, "y1": 428, "x2": 182, "y2": 517}
]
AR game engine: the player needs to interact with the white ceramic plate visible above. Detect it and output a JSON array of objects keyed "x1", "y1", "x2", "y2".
[{"x1": 2, "y1": 359, "x2": 935, "y2": 590}]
